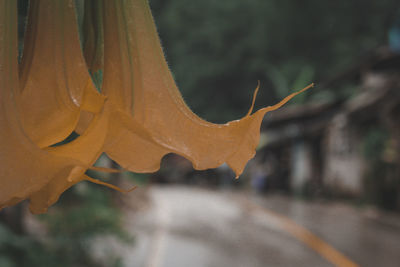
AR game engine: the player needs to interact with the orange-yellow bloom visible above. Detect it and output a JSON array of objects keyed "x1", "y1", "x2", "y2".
[
  {"x1": 100, "y1": 0, "x2": 311, "y2": 176},
  {"x1": 0, "y1": 0, "x2": 311, "y2": 214},
  {"x1": 19, "y1": 0, "x2": 105, "y2": 148}
]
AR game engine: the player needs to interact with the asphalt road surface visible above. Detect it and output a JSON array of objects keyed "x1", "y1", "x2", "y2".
[{"x1": 97, "y1": 186, "x2": 400, "y2": 267}]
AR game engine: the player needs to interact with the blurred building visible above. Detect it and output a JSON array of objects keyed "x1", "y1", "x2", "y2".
[{"x1": 258, "y1": 48, "x2": 400, "y2": 209}]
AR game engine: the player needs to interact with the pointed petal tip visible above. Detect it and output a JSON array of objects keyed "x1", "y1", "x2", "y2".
[
  {"x1": 245, "y1": 80, "x2": 261, "y2": 117},
  {"x1": 84, "y1": 175, "x2": 137, "y2": 193}
]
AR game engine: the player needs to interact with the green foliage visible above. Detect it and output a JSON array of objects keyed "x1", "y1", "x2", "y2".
[
  {"x1": 150, "y1": 0, "x2": 400, "y2": 121},
  {"x1": 0, "y1": 222, "x2": 43, "y2": 267},
  {"x1": 363, "y1": 126, "x2": 389, "y2": 161},
  {"x1": 41, "y1": 184, "x2": 127, "y2": 240},
  {"x1": 0, "y1": 184, "x2": 130, "y2": 267},
  {"x1": 363, "y1": 126, "x2": 399, "y2": 210},
  {"x1": 267, "y1": 64, "x2": 315, "y2": 104}
]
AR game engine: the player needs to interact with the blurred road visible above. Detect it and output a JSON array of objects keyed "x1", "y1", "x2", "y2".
[{"x1": 116, "y1": 186, "x2": 400, "y2": 267}]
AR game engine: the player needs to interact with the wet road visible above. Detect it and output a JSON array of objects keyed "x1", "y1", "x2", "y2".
[{"x1": 110, "y1": 186, "x2": 400, "y2": 267}]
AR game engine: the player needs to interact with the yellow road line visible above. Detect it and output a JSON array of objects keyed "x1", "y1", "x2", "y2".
[{"x1": 243, "y1": 197, "x2": 359, "y2": 267}]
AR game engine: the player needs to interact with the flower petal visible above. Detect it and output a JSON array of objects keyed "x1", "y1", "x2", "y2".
[
  {"x1": 18, "y1": 0, "x2": 105, "y2": 148},
  {"x1": 0, "y1": 0, "x2": 109, "y2": 213},
  {"x1": 102, "y1": 0, "x2": 311, "y2": 177},
  {"x1": 0, "y1": 0, "x2": 81, "y2": 211},
  {"x1": 29, "y1": 104, "x2": 110, "y2": 214}
]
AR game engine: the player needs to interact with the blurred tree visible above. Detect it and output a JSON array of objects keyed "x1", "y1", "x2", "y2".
[
  {"x1": 0, "y1": 183, "x2": 129, "y2": 267},
  {"x1": 150, "y1": 0, "x2": 400, "y2": 121}
]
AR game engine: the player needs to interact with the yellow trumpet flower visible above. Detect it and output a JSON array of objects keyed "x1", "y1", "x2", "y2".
[{"x1": 0, "y1": 0, "x2": 311, "y2": 213}]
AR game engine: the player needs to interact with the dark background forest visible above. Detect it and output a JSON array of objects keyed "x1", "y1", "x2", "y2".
[{"x1": 150, "y1": 0, "x2": 400, "y2": 121}]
